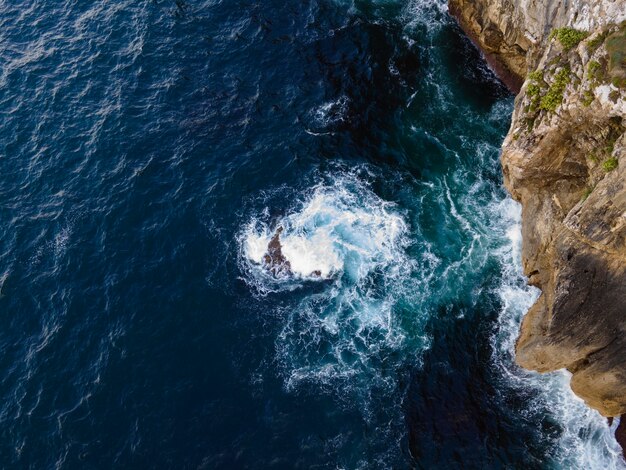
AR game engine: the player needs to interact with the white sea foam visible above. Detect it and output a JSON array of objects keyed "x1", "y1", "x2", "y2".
[
  {"x1": 491, "y1": 197, "x2": 626, "y2": 469},
  {"x1": 242, "y1": 173, "x2": 409, "y2": 287},
  {"x1": 239, "y1": 171, "x2": 429, "y2": 406},
  {"x1": 312, "y1": 96, "x2": 349, "y2": 128},
  {"x1": 240, "y1": 165, "x2": 625, "y2": 467}
]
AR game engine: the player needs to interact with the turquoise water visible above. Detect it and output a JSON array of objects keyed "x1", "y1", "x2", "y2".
[{"x1": 0, "y1": 0, "x2": 623, "y2": 467}]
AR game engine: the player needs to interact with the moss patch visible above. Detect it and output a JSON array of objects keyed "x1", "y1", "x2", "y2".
[
  {"x1": 609, "y1": 89, "x2": 620, "y2": 102},
  {"x1": 524, "y1": 68, "x2": 549, "y2": 116},
  {"x1": 603, "y1": 157, "x2": 618, "y2": 171},
  {"x1": 582, "y1": 89, "x2": 595, "y2": 106},
  {"x1": 588, "y1": 60, "x2": 601, "y2": 77},
  {"x1": 528, "y1": 70, "x2": 544, "y2": 83},
  {"x1": 527, "y1": 82, "x2": 542, "y2": 112},
  {"x1": 587, "y1": 31, "x2": 608, "y2": 53}
]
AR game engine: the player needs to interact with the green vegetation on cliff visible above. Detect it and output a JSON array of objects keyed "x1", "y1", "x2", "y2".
[
  {"x1": 587, "y1": 32, "x2": 608, "y2": 53},
  {"x1": 540, "y1": 68, "x2": 571, "y2": 112},
  {"x1": 550, "y1": 27, "x2": 589, "y2": 49},
  {"x1": 603, "y1": 157, "x2": 619, "y2": 171}
]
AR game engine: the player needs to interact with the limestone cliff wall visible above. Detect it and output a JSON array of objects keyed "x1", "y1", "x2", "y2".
[
  {"x1": 450, "y1": 0, "x2": 626, "y2": 417},
  {"x1": 449, "y1": 0, "x2": 625, "y2": 90}
]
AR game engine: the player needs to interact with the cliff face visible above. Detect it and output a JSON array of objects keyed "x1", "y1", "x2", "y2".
[
  {"x1": 450, "y1": 0, "x2": 626, "y2": 417},
  {"x1": 504, "y1": 23, "x2": 626, "y2": 417},
  {"x1": 449, "y1": 0, "x2": 625, "y2": 90}
]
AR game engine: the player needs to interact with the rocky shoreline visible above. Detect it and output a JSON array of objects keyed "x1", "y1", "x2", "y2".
[{"x1": 449, "y1": 0, "x2": 626, "y2": 454}]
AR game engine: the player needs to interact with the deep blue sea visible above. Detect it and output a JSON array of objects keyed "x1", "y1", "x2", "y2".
[{"x1": 1, "y1": 0, "x2": 624, "y2": 468}]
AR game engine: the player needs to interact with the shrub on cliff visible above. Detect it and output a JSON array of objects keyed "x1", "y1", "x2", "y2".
[
  {"x1": 550, "y1": 27, "x2": 589, "y2": 49},
  {"x1": 540, "y1": 68, "x2": 571, "y2": 112}
]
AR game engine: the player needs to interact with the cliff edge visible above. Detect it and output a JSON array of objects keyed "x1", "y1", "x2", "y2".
[{"x1": 449, "y1": 0, "x2": 626, "y2": 417}]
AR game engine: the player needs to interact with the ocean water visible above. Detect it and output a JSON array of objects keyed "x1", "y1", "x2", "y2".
[{"x1": 1, "y1": 0, "x2": 624, "y2": 468}]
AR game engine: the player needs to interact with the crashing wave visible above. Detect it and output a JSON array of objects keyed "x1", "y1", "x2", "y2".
[
  {"x1": 239, "y1": 171, "x2": 425, "y2": 401},
  {"x1": 241, "y1": 173, "x2": 409, "y2": 288}
]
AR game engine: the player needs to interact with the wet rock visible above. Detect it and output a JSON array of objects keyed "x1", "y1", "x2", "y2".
[
  {"x1": 263, "y1": 226, "x2": 291, "y2": 276},
  {"x1": 616, "y1": 416, "x2": 626, "y2": 458}
]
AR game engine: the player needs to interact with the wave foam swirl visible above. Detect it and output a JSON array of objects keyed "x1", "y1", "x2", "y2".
[{"x1": 239, "y1": 172, "x2": 417, "y2": 396}]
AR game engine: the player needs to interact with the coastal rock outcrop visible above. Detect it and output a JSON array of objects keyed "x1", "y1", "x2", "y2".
[
  {"x1": 263, "y1": 227, "x2": 292, "y2": 276},
  {"x1": 450, "y1": 0, "x2": 626, "y2": 417}
]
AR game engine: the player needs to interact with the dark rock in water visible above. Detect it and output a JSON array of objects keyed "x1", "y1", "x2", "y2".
[
  {"x1": 263, "y1": 226, "x2": 291, "y2": 276},
  {"x1": 616, "y1": 416, "x2": 626, "y2": 458},
  {"x1": 261, "y1": 228, "x2": 324, "y2": 279}
]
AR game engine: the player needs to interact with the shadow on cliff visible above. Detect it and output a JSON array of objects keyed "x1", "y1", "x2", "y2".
[{"x1": 440, "y1": 22, "x2": 512, "y2": 109}]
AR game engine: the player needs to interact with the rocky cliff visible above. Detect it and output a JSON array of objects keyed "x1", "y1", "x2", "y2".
[
  {"x1": 449, "y1": 0, "x2": 625, "y2": 90},
  {"x1": 449, "y1": 0, "x2": 626, "y2": 418}
]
